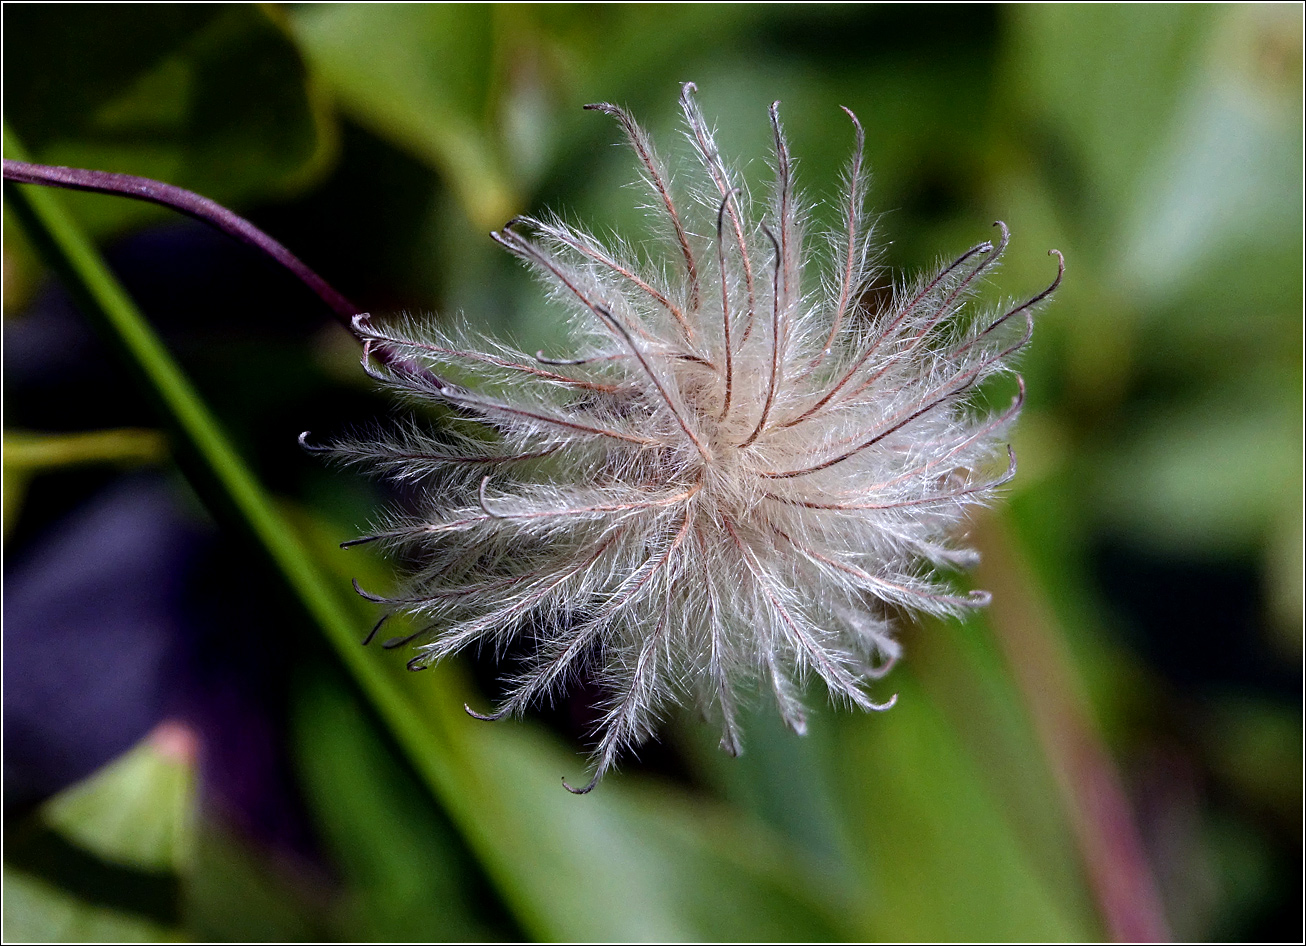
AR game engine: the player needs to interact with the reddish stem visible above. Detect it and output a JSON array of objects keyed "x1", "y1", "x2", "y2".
[
  {"x1": 977, "y1": 518, "x2": 1171, "y2": 942},
  {"x1": 3, "y1": 159, "x2": 359, "y2": 328},
  {"x1": 0, "y1": 159, "x2": 449, "y2": 382}
]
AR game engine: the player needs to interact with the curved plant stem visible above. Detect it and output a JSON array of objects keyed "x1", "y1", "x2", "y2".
[
  {"x1": 1, "y1": 126, "x2": 544, "y2": 939},
  {"x1": 1, "y1": 157, "x2": 444, "y2": 387},
  {"x1": 3, "y1": 158, "x2": 360, "y2": 327},
  {"x1": 976, "y1": 518, "x2": 1171, "y2": 942}
]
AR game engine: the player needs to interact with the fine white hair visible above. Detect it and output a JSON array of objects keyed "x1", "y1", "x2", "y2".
[{"x1": 312, "y1": 83, "x2": 1062, "y2": 793}]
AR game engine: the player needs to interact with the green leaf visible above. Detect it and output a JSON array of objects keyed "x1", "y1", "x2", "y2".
[
  {"x1": 1007, "y1": 4, "x2": 1212, "y2": 238},
  {"x1": 3, "y1": 726, "x2": 323, "y2": 942},
  {"x1": 43, "y1": 732, "x2": 196, "y2": 874},
  {"x1": 7, "y1": 127, "x2": 853, "y2": 942},
  {"x1": 182, "y1": 822, "x2": 323, "y2": 943},
  {"x1": 2, "y1": 428, "x2": 167, "y2": 540},
  {"x1": 3, "y1": 4, "x2": 331, "y2": 237},
  {"x1": 2, "y1": 869, "x2": 181, "y2": 944},
  {"x1": 1007, "y1": 5, "x2": 1302, "y2": 340},
  {"x1": 835, "y1": 673, "x2": 1093, "y2": 941},
  {"x1": 2, "y1": 126, "x2": 481, "y2": 927},
  {"x1": 2, "y1": 130, "x2": 377, "y2": 710},
  {"x1": 1091, "y1": 368, "x2": 1302, "y2": 553},
  {"x1": 3, "y1": 428, "x2": 168, "y2": 470},
  {"x1": 290, "y1": 666, "x2": 507, "y2": 942},
  {"x1": 678, "y1": 654, "x2": 1098, "y2": 941},
  {"x1": 453, "y1": 721, "x2": 848, "y2": 942},
  {"x1": 288, "y1": 3, "x2": 515, "y2": 229},
  {"x1": 1109, "y1": 5, "x2": 1303, "y2": 307},
  {"x1": 295, "y1": 509, "x2": 852, "y2": 942},
  {"x1": 3, "y1": 729, "x2": 196, "y2": 942}
]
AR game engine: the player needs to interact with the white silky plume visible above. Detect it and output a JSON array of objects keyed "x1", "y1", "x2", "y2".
[{"x1": 317, "y1": 82, "x2": 1062, "y2": 793}]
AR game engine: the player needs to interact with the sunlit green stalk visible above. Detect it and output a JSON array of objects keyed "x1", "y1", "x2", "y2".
[{"x1": 1, "y1": 126, "x2": 544, "y2": 938}]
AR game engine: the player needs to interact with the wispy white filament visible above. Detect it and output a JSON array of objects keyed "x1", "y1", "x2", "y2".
[{"x1": 317, "y1": 84, "x2": 1062, "y2": 793}]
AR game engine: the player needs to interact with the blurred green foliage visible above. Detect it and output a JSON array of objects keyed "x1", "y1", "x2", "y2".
[{"x1": 4, "y1": 3, "x2": 1301, "y2": 942}]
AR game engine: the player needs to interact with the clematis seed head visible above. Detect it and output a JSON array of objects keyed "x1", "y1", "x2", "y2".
[{"x1": 314, "y1": 82, "x2": 1062, "y2": 793}]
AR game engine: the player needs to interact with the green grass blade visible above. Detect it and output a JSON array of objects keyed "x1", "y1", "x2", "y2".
[
  {"x1": 5, "y1": 126, "x2": 869, "y2": 940},
  {"x1": 1, "y1": 124, "x2": 521, "y2": 924},
  {"x1": 2, "y1": 127, "x2": 411, "y2": 756}
]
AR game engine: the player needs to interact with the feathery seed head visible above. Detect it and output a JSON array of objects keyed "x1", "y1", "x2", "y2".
[{"x1": 318, "y1": 83, "x2": 1062, "y2": 793}]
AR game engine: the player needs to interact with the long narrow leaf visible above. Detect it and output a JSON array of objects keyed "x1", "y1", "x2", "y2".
[
  {"x1": 4, "y1": 128, "x2": 867, "y2": 941},
  {"x1": 1, "y1": 125, "x2": 545, "y2": 935}
]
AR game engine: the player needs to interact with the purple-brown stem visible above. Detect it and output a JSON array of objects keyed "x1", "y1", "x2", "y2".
[
  {"x1": 3, "y1": 159, "x2": 359, "y2": 326},
  {"x1": 0, "y1": 159, "x2": 451, "y2": 382},
  {"x1": 977, "y1": 518, "x2": 1171, "y2": 942}
]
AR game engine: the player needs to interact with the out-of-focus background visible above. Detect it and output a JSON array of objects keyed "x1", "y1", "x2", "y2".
[{"x1": 3, "y1": 4, "x2": 1301, "y2": 941}]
